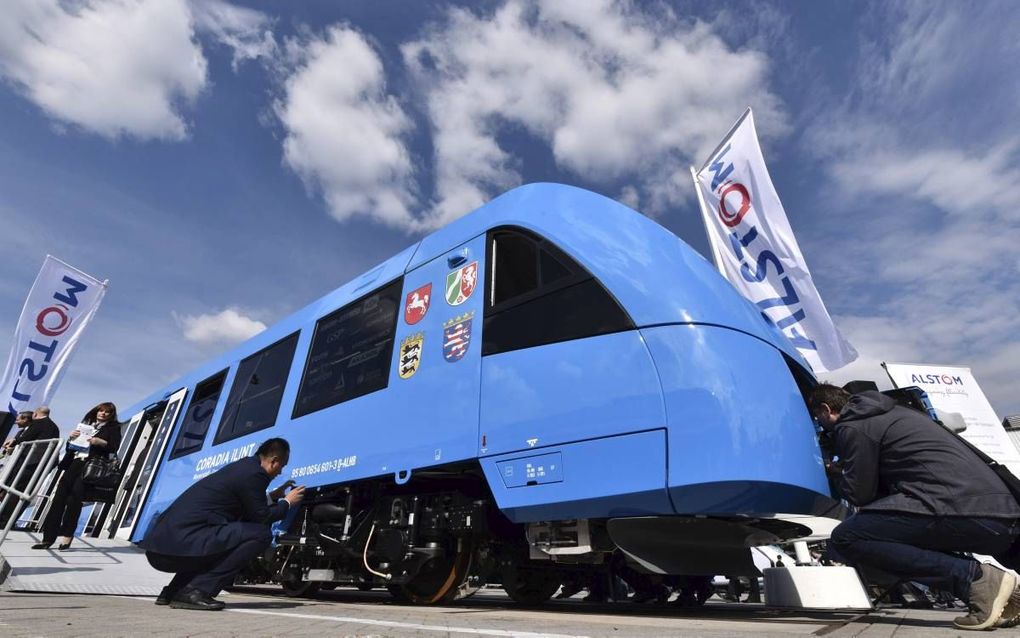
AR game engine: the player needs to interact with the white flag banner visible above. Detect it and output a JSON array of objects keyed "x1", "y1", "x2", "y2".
[
  {"x1": 694, "y1": 108, "x2": 857, "y2": 373},
  {"x1": 884, "y1": 362, "x2": 1020, "y2": 477},
  {"x1": 0, "y1": 256, "x2": 107, "y2": 417}
]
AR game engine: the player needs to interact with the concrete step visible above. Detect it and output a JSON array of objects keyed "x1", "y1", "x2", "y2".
[{"x1": 0, "y1": 530, "x2": 163, "y2": 595}]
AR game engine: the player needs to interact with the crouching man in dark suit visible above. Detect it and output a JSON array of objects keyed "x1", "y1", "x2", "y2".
[{"x1": 140, "y1": 438, "x2": 304, "y2": 610}]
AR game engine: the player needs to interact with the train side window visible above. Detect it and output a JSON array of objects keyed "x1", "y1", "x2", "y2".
[
  {"x1": 540, "y1": 249, "x2": 571, "y2": 286},
  {"x1": 213, "y1": 332, "x2": 299, "y2": 445},
  {"x1": 293, "y1": 278, "x2": 402, "y2": 418},
  {"x1": 169, "y1": 369, "x2": 228, "y2": 459},
  {"x1": 492, "y1": 233, "x2": 539, "y2": 305},
  {"x1": 484, "y1": 227, "x2": 634, "y2": 355}
]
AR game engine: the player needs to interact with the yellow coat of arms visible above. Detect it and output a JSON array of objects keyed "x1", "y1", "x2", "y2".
[{"x1": 398, "y1": 333, "x2": 424, "y2": 379}]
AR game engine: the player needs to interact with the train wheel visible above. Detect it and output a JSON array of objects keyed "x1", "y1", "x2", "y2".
[
  {"x1": 391, "y1": 541, "x2": 473, "y2": 605},
  {"x1": 281, "y1": 577, "x2": 321, "y2": 598},
  {"x1": 674, "y1": 576, "x2": 713, "y2": 608},
  {"x1": 691, "y1": 577, "x2": 714, "y2": 605},
  {"x1": 502, "y1": 563, "x2": 561, "y2": 605}
]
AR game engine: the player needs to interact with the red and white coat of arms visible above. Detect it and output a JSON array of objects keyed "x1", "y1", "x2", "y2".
[{"x1": 404, "y1": 283, "x2": 431, "y2": 325}]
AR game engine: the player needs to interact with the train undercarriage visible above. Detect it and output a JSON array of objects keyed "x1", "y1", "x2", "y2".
[{"x1": 238, "y1": 462, "x2": 813, "y2": 606}]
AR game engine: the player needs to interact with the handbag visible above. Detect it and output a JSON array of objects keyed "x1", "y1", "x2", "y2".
[
  {"x1": 83, "y1": 482, "x2": 117, "y2": 504},
  {"x1": 82, "y1": 453, "x2": 121, "y2": 488}
]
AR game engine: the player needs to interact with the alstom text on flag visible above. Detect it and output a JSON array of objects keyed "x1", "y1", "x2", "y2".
[
  {"x1": 693, "y1": 108, "x2": 857, "y2": 373},
  {"x1": 705, "y1": 143, "x2": 815, "y2": 352},
  {"x1": 5, "y1": 276, "x2": 89, "y2": 413},
  {"x1": 0, "y1": 257, "x2": 107, "y2": 419}
]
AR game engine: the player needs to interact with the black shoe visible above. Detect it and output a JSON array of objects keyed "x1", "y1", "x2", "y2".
[
  {"x1": 169, "y1": 586, "x2": 226, "y2": 611},
  {"x1": 57, "y1": 542, "x2": 71, "y2": 551},
  {"x1": 155, "y1": 586, "x2": 172, "y2": 606},
  {"x1": 31, "y1": 542, "x2": 53, "y2": 550}
]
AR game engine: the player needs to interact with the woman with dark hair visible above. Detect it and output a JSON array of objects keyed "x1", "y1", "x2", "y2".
[{"x1": 33, "y1": 402, "x2": 122, "y2": 550}]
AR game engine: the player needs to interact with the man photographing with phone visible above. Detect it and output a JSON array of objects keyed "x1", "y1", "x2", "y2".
[{"x1": 141, "y1": 437, "x2": 305, "y2": 610}]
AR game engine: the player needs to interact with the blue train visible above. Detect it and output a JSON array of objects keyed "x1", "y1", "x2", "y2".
[{"x1": 84, "y1": 183, "x2": 834, "y2": 604}]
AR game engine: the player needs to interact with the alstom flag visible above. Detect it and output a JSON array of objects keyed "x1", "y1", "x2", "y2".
[
  {"x1": 694, "y1": 108, "x2": 857, "y2": 373},
  {"x1": 0, "y1": 256, "x2": 107, "y2": 417}
]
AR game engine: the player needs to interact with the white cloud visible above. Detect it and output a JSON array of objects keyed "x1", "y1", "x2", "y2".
[
  {"x1": 824, "y1": 285, "x2": 1020, "y2": 419},
  {"x1": 276, "y1": 26, "x2": 417, "y2": 230},
  {"x1": 811, "y1": 208, "x2": 1020, "y2": 416},
  {"x1": 175, "y1": 308, "x2": 266, "y2": 345},
  {"x1": 800, "y1": 2, "x2": 1020, "y2": 417},
  {"x1": 821, "y1": 316, "x2": 919, "y2": 392},
  {"x1": 833, "y1": 145, "x2": 1020, "y2": 222},
  {"x1": 269, "y1": 1, "x2": 782, "y2": 233},
  {"x1": 617, "y1": 185, "x2": 640, "y2": 210},
  {"x1": 190, "y1": 0, "x2": 277, "y2": 69},
  {"x1": 402, "y1": 0, "x2": 785, "y2": 229},
  {"x1": 810, "y1": 2, "x2": 1020, "y2": 224},
  {"x1": 975, "y1": 341, "x2": 1020, "y2": 418},
  {"x1": 0, "y1": 0, "x2": 208, "y2": 140},
  {"x1": 856, "y1": 3, "x2": 1020, "y2": 134}
]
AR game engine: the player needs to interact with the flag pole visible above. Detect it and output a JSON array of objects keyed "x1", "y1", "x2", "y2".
[
  {"x1": 690, "y1": 166, "x2": 725, "y2": 275},
  {"x1": 697, "y1": 107, "x2": 752, "y2": 173}
]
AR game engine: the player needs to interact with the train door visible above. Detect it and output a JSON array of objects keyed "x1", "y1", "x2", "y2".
[
  {"x1": 391, "y1": 235, "x2": 487, "y2": 467},
  {"x1": 478, "y1": 227, "x2": 664, "y2": 454},
  {"x1": 113, "y1": 387, "x2": 188, "y2": 540},
  {"x1": 103, "y1": 405, "x2": 165, "y2": 537},
  {"x1": 83, "y1": 409, "x2": 146, "y2": 537}
]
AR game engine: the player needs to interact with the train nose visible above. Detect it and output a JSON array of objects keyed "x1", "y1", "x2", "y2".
[{"x1": 639, "y1": 323, "x2": 831, "y2": 509}]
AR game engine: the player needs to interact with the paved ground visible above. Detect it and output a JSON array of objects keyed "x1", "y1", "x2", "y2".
[{"x1": 0, "y1": 585, "x2": 1010, "y2": 638}]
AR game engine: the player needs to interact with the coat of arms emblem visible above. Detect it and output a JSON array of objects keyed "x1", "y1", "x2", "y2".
[
  {"x1": 404, "y1": 283, "x2": 431, "y2": 325},
  {"x1": 442, "y1": 313, "x2": 474, "y2": 363},
  {"x1": 398, "y1": 333, "x2": 424, "y2": 379},
  {"x1": 445, "y1": 261, "x2": 478, "y2": 306}
]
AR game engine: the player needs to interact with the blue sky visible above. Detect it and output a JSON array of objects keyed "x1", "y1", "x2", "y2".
[{"x1": 0, "y1": 0, "x2": 1017, "y2": 431}]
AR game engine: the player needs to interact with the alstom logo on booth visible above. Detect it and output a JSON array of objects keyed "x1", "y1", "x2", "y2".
[
  {"x1": 6, "y1": 276, "x2": 88, "y2": 413},
  {"x1": 910, "y1": 373, "x2": 964, "y2": 386}
]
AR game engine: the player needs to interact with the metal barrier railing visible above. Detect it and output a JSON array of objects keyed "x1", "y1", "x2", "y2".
[
  {"x1": 20, "y1": 462, "x2": 62, "y2": 533},
  {"x1": 0, "y1": 438, "x2": 63, "y2": 547}
]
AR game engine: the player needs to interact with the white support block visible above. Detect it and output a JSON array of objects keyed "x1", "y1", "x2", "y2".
[
  {"x1": 763, "y1": 566, "x2": 871, "y2": 610},
  {"x1": 792, "y1": 541, "x2": 812, "y2": 565}
]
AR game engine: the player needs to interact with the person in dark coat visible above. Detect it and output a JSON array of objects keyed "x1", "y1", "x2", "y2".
[
  {"x1": 0, "y1": 408, "x2": 60, "y2": 527},
  {"x1": 809, "y1": 384, "x2": 1020, "y2": 631},
  {"x1": 140, "y1": 437, "x2": 304, "y2": 611},
  {"x1": 1, "y1": 410, "x2": 34, "y2": 454},
  {"x1": 0, "y1": 411, "x2": 36, "y2": 525},
  {"x1": 33, "y1": 402, "x2": 121, "y2": 550}
]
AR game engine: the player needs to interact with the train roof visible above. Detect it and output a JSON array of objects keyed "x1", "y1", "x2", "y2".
[{"x1": 125, "y1": 182, "x2": 809, "y2": 413}]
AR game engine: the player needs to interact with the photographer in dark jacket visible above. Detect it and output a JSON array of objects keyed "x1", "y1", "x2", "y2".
[
  {"x1": 140, "y1": 438, "x2": 304, "y2": 611},
  {"x1": 810, "y1": 384, "x2": 1020, "y2": 630}
]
